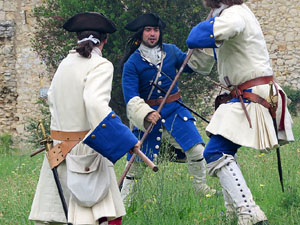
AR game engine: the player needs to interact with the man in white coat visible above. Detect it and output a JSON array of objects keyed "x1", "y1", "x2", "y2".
[
  {"x1": 186, "y1": 0, "x2": 294, "y2": 224},
  {"x1": 29, "y1": 12, "x2": 140, "y2": 225}
]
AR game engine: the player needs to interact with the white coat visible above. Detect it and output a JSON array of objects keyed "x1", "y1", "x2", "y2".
[
  {"x1": 187, "y1": 3, "x2": 294, "y2": 151},
  {"x1": 29, "y1": 49, "x2": 125, "y2": 224}
]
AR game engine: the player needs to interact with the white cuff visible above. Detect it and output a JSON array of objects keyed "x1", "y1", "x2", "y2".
[{"x1": 127, "y1": 96, "x2": 155, "y2": 131}]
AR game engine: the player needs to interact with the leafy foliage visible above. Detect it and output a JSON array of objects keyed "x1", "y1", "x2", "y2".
[
  {"x1": 282, "y1": 86, "x2": 300, "y2": 116},
  {"x1": 0, "y1": 133, "x2": 16, "y2": 155},
  {"x1": 25, "y1": 99, "x2": 51, "y2": 147},
  {"x1": 32, "y1": 0, "x2": 218, "y2": 121}
]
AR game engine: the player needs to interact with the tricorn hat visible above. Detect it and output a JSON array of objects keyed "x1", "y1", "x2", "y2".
[
  {"x1": 125, "y1": 13, "x2": 166, "y2": 32},
  {"x1": 63, "y1": 12, "x2": 117, "y2": 33}
]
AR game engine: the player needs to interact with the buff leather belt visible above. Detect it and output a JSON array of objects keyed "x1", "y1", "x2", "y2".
[
  {"x1": 145, "y1": 91, "x2": 181, "y2": 106},
  {"x1": 229, "y1": 76, "x2": 275, "y2": 128},
  {"x1": 48, "y1": 130, "x2": 89, "y2": 169}
]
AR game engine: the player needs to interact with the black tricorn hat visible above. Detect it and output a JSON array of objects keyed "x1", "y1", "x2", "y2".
[
  {"x1": 63, "y1": 12, "x2": 117, "y2": 33},
  {"x1": 125, "y1": 13, "x2": 166, "y2": 32}
]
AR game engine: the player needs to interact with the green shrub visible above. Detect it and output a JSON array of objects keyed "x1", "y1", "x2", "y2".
[
  {"x1": 25, "y1": 99, "x2": 51, "y2": 148},
  {"x1": 283, "y1": 86, "x2": 300, "y2": 116},
  {"x1": 0, "y1": 133, "x2": 15, "y2": 155}
]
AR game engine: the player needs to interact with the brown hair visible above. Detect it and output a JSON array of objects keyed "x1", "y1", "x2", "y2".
[
  {"x1": 75, "y1": 31, "x2": 107, "y2": 58},
  {"x1": 205, "y1": 0, "x2": 243, "y2": 8}
]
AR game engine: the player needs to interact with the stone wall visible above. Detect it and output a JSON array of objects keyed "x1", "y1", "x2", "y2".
[
  {"x1": 247, "y1": 0, "x2": 300, "y2": 89},
  {"x1": 0, "y1": 0, "x2": 50, "y2": 138},
  {"x1": 0, "y1": 0, "x2": 299, "y2": 138},
  {"x1": 0, "y1": 20, "x2": 18, "y2": 134}
]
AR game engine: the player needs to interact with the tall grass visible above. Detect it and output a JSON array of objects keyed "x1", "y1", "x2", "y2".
[
  {"x1": 0, "y1": 152, "x2": 43, "y2": 224},
  {"x1": 116, "y1": 117, "x2": 300, "y2": 225},
  {"x1": 0, "y1": 117, "x2": 299, "y2": 224}
]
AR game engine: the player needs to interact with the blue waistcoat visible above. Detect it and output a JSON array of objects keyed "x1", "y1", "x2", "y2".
[{"x1": 122, "y1": 43, "x2": 204, "y2": 161}]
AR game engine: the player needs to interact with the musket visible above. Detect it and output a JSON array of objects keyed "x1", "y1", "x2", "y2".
[
  {"x1": 35, "y1": 120, "x2": 72, "y2": 224},
  {"x1": 267, "y1": 83, "x2": 284, "y2": 192},
  {"x1": 118, "y1": 49, "x2": 195, "y2": 188},
  {"x1": 151, "y1": 82, "x2": 210, "y2": 123}
]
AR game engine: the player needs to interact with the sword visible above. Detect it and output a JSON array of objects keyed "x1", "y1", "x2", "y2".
[
  {"x1": 35, "y1": 120, "x2": 72, "y2": 224},
  {"x1": 267, "y1": 82, "x2": 284, "y2": 192}
]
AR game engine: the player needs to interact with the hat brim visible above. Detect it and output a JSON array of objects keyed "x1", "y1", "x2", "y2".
[
  {"x1": 125, "y1": 13, "x2": 166, "y2": 32},
  {"x1": 63, "y1": 12, "x2": 116, "y2": 33}
]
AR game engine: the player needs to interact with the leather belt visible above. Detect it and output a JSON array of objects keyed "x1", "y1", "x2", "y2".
[
  {"x1": 47, "y1": 130, "x2": 89, "y2": 169},
  {"x1": 236, "y1": 76, "x2": 274, "y2": 91},
  {"x1": 229, "y1": 76, "x2": 275, "y2": 128},
  {"x1": 145, "y1": 91, "x2": 181, "y2": 106},
  {"x1": 230, "y1": 76, "x2": 274, "y2": 110},
  {"x1": 51, "y1": 130, "x2": 89, "y2": 141}
]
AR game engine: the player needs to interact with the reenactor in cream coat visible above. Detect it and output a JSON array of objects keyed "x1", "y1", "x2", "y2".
[
  {"x1": 29, "y1": 12, "x2": 139, "y2": 225},
  {"x1": 186, "y1": 0, "x2": 294, "y2": 225}
]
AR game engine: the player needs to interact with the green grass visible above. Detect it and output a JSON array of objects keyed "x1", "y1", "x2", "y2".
[{"x1": 1, "y1": 117, "x2": 300, "y2": 224}]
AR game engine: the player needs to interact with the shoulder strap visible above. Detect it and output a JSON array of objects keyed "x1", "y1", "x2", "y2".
[{"x1": 146, "y1": 51, "x2": 166, "y2": 100}]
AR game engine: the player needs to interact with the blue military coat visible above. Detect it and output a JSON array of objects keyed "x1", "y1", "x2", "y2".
[{"x1": 122, "y1": 43, "x2": 204, "y2": 161}]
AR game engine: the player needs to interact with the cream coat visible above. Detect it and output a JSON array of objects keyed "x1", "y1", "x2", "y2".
[
  {"x1": 188, "y1": 4, "x2": 294, "y2": 151},
  {"x1": 29, "y1": 49, "x2": 125, "y2": 224}
]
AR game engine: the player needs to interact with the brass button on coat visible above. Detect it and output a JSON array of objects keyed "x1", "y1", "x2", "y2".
[
  {"x1": 91, "y1": 134, "x2": 96, "y2": 139},
  {"x1": 111, "y1": 114, "x2": 116, "y2": 118},
  {"x1": 102, "y1": 124, "x2": 106, "y2": 128},
  {"x1": 210, "y1": 34, "x2": 213, "y2": 38}
]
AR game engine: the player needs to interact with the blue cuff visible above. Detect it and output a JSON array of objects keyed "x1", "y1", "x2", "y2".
[
  {"x1": 83, "y1": 111, "x2": 138, "y2": 164},
  {"x1": 187, "y1": 17, "x2": 218, "y2": 49}
]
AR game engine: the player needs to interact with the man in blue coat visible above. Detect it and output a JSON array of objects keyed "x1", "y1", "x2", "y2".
[{"x1": 121, "y1": 13, "x2": 216, "y2": 203}]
